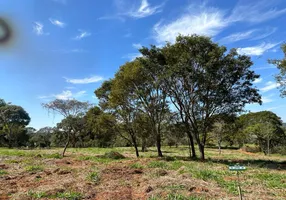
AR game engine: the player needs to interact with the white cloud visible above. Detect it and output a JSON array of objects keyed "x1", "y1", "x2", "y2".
[
  {"x1": 251, "y1": 27, "x2": 277, "y2": 40},
  {"x1": 261, "y1": 95, "x2": 274, "y2": 103},
  {"x1": 39, "y1": 90, "x2": 86, "y2": 100},
  {"x1": 153, "y1": 5, "x2": 228, "y2": 44},
  {"x1": 73, "y1": 29, "x2": 91, "y2": 40},
  {"x1": 64, "y1": 75, "x2": 104, "y2": 84},
  {"x1": 152, "y1": 1, "x2": 284, "y2": 44},
  {"x1": 122, "y1": 53, "x2": 142, "y2": 61},
  {"x1": 49, "y1": 18, "x2": 66, "y2": 28},
  {"x1": 260, "y1": 81, "x2": 280, "y2": 93},
  {"x1": 126, "y1": 0, "x2": 163, "y2": 18},
  {"x1": 33, "y1": 22, "x2": 49, "y2": 36},
  {"x1": 219, "y1": 30, "x2": 256, "y2": 44},
  {"x1": 229, "y1": 1, "x2": 286, "y2": 23},
  {"x1": 253, "y1": 78, "x2": 263, "y2": 84},
  {"x1": 237, "y1": 42, "x2": 279, "y2": 56},
  {"x1": 53, "y1": 49, "x2": 88, "y2": 53},
  {"x1": 253, "y1": 66, "x2": 276, "y2": 70},
  {"x1": 132, "y1": 43, "x2": 142, "y2": 49}
]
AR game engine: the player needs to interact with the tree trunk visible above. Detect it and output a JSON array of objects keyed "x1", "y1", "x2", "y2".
[
  {"x1": 62, "y1": 134, "x2": 70, "y2": 157},
  {"x1": 187, "y1": 131, "x2": 196, "y2": 158},
  {"x1": 156, "y1": 133, "x2": 163, "y2": 157},
  {"x1": 141, "y1": 137, "x2": 147, "y2": 152},
  {"x1": 8, "y1": 129, "x2": 12, "y2": 148},
  {"x1": 218, "y1": 140, "x2": 221, "y2": 155},
  {"x1": 198, "y1": 143, "x2": 205, "y2": 160},
  {"x1": 267, "y1": 135, "x2": 270, "y2": 155},
  {"x1": 131, "y1": 135, "x2": 139, "y2": 158}
]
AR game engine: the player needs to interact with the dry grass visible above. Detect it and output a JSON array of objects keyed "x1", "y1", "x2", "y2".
[{"x1": 0, "y1": 146, "x2": 285, "y2": 200}]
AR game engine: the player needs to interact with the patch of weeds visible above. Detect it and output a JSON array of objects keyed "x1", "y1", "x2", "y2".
[
  {"x1": 56, "y1": 191, "x2": 82, "y2": 200},
  {"x1": 130, "y1": 163, "x2": 144, "y2": 169},
  {"x1": 0, "y1": 169, "x2": 8, "y2": 176},
  {"x1": 192, "y1": 169, "x2": 218, "y2": 181},
  {"x1": 5, "y1": 159, "x2": 19, "y2": 164},
  {"x1": 148, "y1": 161, "x2": 168, "y2": 169},
  {"x1": 44, "y1": 153, "x2": 61, "y2": 159},
  {"x1": 163, "y1": 184, "x2": 186, "y2": 191},
  {"x1": 217, "y1": 179, "x2": 238, "y2": 195},
  {"x1": 102, "y1": 151, "x2": 125, "y2": 159},
  {"x1": 254, "y1": 173, "x2": 286, "y2": 189},
  {"x1": 27, "y1": 190, "x2": 48, "y2": 199},
  {"x1": 25, "y1": 165, "x2": 44, "y2": 172},
  {"x1": 167, "y1": 193, "x2": 204, "y2": 200},
  {"x1": 87, "y1": 171, "x2": 100, "y2": 184},
  {"x1": 164, "y1": 156, "x2": 176, "y2": 161},
  {"x1": 168, "y1": 161, "x2": 183, "y2": 170}
]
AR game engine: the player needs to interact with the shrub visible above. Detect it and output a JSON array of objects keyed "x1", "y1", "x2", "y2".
[{"x1": 102, "y1": 151, "x2": 125, "y2": 159}]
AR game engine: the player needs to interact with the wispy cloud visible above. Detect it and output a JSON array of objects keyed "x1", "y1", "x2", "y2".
[
  {"x1": 237, "y1": 42, "x2": 279, "y2": 56},
  {"x1": 251, "y1": 27, "x2": 277, "y2": 40},
  {"x1": 64, "y1": 76, "x2": 104, "y2": 84},
  {"x1": 228, "y1": 1, "x2": 286, "y2": 23},
  {"x1": 53, "y1": 49, "x2": 88, "y2": 53},
  {"x1": 38, "y1": 90, "x2": 86, "y2": 100},
  {"x1": 122, "y1": 53, "x2": 142, "y2": 61},
  {"x1": 260, "y1": 81, "x2": 280, "y2": 93},
  {"x1": 219, "y1": 27, "x2": 277, "y2": 44},
  {"x1": 132, "y1": 43, "x2": 142, "y2": 49},
  {"x1": 152, "y1": 1, "x2": 284, "y2": 44},
  {"x1": 52, "y1": 0, "x2": 67, "y2": 4},
  {"x1": 126, "y1": 0, "x2": 163, "y2": 18},
  {"x1": 33, "y1": 22, "x2": 49, "y2": 36},
  {"x1": 73, "y1": 29, "x2": 91, "y2": 40},
  {"x1": 253, "y1": 78, "x2": 263, "y2": 84},
  {"x1": 219, "y1": 30, "x2": 256, "y2": 44},
  {"x1": 49, "y1": 18, "x2": 66, "y2": 28},
  {"x1": 153, "y1": 4, "x2": 228, "y2": 44},
  {"x1": 252, "y1": 66, "x2": 276, "y2": 70},
  {"x1": 99, "y1": 0, "x2": 163, "y2": 20},
  {"x1": 261, "y1": 94, "x2": 274, "y2": 103}
]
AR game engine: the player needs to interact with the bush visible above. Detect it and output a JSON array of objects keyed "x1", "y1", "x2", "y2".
[{"x1": 102, "y1": 151, "x2": 125, "y2": 159}]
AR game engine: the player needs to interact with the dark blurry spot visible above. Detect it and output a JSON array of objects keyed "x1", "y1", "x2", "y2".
[{"x1": 0, "y1": 18, "x2": 12, "y2": 44}]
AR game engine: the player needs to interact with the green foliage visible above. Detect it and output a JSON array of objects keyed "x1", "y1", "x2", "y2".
[
  {"x1": 87, "y1": 171, "x2": 100, "y2": 184},
  {"x1": 56, "y1": 191, "x2": 82, "y2": 200},
  {"x1": 103, "y1": 151, "x2": 125, "y2": 159},
  {"x1": 268, "y1": 43, "x2": 286, "y2": 97},
  {"x1": 0, "y1": 169, "x2": 8, "y2": 176},
  {"x1": 130, "y1": 162, "x2": 144, "y2": 169},
  {"x1": 148, "y1": 161, "x2": 168, "y2": 169},
  {"x1": 25, "y1": 165, "x2": 44, "y2": 172},
  {"x1": 27, "y1": 191, "x2": 48, "y2": 199}
]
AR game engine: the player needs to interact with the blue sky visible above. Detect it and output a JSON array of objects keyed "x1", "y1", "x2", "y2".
[{"x1": 1, "y1": 0, "x2": 286, "y2": 129}]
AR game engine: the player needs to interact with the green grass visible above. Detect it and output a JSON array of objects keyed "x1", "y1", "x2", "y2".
[
  {"x1": 27, "y1": 191, "x2": 48, "y2": 199},
  {"x1": 148, "y1": 194, "x2": 204, "y2": 200},
  {"x1": 129, "y1": 162, "x2": 144, "y2": 169},
  {"x1": 87, "y1": 171, "x2": 100, "y2": 184},
  {"x1": 254, "y1": 172, "x2": 286, "y2": 189},
  {"x1": 148, "y1": 160, "x2": 168, "y2": 169},
  {"x1": 25, "y1": 165, "x2": 44, "y2": 172},
  {"x1": 56, "y1": 191, "x2": 82, "y2": 200},
  {"x1": 0, "y1": 169, "x2": 8, "y2": 176},
  {"x1": 27, "y1": 190, "x2": 82, "y2": 200}
]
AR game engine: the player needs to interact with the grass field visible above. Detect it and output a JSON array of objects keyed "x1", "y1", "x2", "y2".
[{"x1": 0, "y1": 146, "x2": 285, "y2": 200}]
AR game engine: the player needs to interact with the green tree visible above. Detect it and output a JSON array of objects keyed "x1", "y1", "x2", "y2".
[
  {"x1": 29, "y1": 127, "x2": 54, "y2": 148},
  {"x1": 268, "y1": 44, "x2": 286, "y2": 96},
  {"x1": 42, "y1": 99, "x2": 90, "y2": 156},
  {"x1": 239, "y1": 111, "x2": 285, "y2": 155},
  {"x1": 0, "y1": 103, "x2": 30, "y2": 147},
  {"x1": 163, "y1": 35, "x2": 261, "y2": 160}
]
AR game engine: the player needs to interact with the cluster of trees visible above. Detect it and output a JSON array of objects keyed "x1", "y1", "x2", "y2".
[{"x1": 1, "y1": 35, "x2": 286, "y2": 159}]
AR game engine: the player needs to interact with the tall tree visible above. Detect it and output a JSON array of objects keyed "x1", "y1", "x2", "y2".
[
  {"x1": 42, "y1": 99, "x2": 90, "y2": 156},
  {"x1": 0, "y1": 104, "x2": 30, "y2": 147},
  {"x1": 163, "y1": 35, "x2": 261, "y2": 160},
  {"x1": 268, "y1": 44, "x2": 286, "y2": 96}
]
